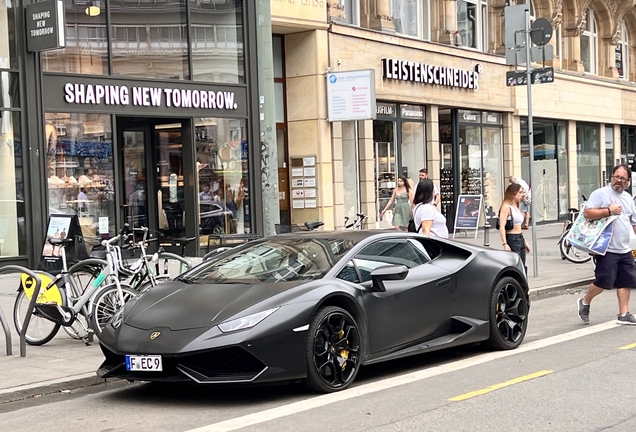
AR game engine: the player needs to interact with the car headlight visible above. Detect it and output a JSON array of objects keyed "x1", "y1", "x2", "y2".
[{"x1": 218, "y1": 307, "x2": 279, "y2": 333}]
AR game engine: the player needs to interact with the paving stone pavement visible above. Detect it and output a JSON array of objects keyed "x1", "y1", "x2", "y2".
[{"x1": 0, "y1": 223, "x2": 593, "y2": 402}]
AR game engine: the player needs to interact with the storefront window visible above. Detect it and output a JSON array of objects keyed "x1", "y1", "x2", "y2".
[
  {"x1": 521, "y1": 119, "x2": 567, "y2": 221},
  {"x1": 45, "y1": 113, "x2": 116, "y2": 249},
  {"x1": 42, "y1": 0, "x2": 109, "y2": 75},
  {"x1": 195, "y1": 117, "x2": 249, "y2": 240},
  {"x1": 110, "y1": 0, "x2": 189, "y2": 80},
  {"x1": 0, "y1": 111, "x2": 25, "y2": 257},
  {"x1": 576, "y1": 123, "x2": 600, "y2": 207},
  {"x1": 400, "y1": 104, "x2": 426, "y2": 183},
  {"x1": 0, "y1": 0, "x2": 18, "y2": 70},
  {"x1": 191, "y1": 0, "x2": 244, "y2": 83},
  {"x1": 456, "y1": 110, "x2": 503, "y2": 224},
  {"x1": 374, "y1": 119, "x2": 397, "y2": 224},
  {"x1": 0, "y1": 72, "x2": 18, "y2": 108}
]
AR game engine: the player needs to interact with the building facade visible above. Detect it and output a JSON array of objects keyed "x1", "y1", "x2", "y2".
[
  {"x1": 272, "y1": 0, "x2": 636, "y2": 231},
  {"x1": 1, "y1": 0, "x2": 262, "y2": 267}
]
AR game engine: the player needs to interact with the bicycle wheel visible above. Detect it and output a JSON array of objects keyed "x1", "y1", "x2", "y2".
[
  {"x1": 62, "y1": 311, "x2": 91, "y2": 340},
  {"x1": 153, "y1": 252, "x2": 192, "y2": 278},
  {"x1": 559, "y1": 232, "x2": 592, "y2": 264},
  {"x1": 68, "y1": 259, "x2": 108, "y2": 298},
  {"x1": 135, "y1": 274, "x2": 172, "y2": 294},
  {"x1": 13, "y1": 289, "x2": 61, "y2": 346},
  {"x1": 90, "y1": 284, "x2": 136, "y2": 338}
]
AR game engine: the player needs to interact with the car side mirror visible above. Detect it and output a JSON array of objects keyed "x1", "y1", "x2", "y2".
[{"x1": 369, "y1": 265, "x2": 409, "y2": 292}]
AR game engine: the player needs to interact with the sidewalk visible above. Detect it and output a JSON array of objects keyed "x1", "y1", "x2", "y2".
[{"x1": 0, "y1": 223, "x2": 594, "y2": 402}]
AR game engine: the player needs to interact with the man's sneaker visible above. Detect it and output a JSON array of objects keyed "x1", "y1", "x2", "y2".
[
  {"x1": 578, "y1": 298, "x2": 590, "y2": 325},
  {"x1": 616, "y1": 312, "x2": 636, "y2": 325}
]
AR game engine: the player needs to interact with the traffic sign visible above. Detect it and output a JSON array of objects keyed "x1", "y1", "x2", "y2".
[
  {"x1": 530, "y1": 18, "x2": 553, "y2": 46},
  {"x1": 506, "y1": 67, "x2": 555, "y2": 87}
]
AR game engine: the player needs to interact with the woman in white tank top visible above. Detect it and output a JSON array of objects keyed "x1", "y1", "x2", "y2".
[{"x1": 499, "y1": 183, "x2": 530, "y2": 269}]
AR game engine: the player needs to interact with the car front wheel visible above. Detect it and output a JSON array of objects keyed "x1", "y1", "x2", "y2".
[
  {"x1": 305, "y1": 306, "x2": 362, "y2": 393},
  {"x1": 486, "y1": 277, "x2": 529, "y2": 350}
]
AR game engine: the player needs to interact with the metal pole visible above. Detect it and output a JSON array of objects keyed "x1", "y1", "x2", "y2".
[
  {"x1": 525, "y1": 9, "x2": 538, "y2": 277},
  {"x1": 255, "y1": 0, "x2": 280, "y2": 237}
]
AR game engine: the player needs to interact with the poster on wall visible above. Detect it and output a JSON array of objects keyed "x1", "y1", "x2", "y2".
[
  {"x1": 453, "y1": 195, "x2": 482, "y2": 239},
  {"x1": 39, "y1": 214, "x2": 89, "y2": 274}
]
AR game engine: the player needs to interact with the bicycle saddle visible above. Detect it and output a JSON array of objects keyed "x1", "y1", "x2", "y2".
[
  {"x1": 568, "y1": 208, "x2": 579, "y2": 213},
  {"x1": 89, "y1": 250, "x2": 107, "y2": 259},
  {"x1": 304, "y1": 221, "x2": 325, "y2": 231},
  {"x1": 48, "y1": 238, "x2": 73, "y2": 246},
  {"x1": 172, "y1": 237, "x2": 196, "y2": 246}
]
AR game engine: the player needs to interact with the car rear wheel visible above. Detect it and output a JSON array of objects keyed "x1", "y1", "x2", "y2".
[
  {"x1": 486, "y1": 277, "x2": 528, "y2": 350},
  {"x1": 305, "y1": 306, "x2": 362, "y2": 393}
]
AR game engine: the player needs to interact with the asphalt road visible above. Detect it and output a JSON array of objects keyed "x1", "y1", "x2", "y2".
[{"x1": 1, "y1": 288, "x2": 635, "y2": 432}]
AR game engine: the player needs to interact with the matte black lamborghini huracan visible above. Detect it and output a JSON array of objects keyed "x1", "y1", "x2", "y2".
[{"x1": 97, "y1": 230, "x2": 530, "y2": 393}]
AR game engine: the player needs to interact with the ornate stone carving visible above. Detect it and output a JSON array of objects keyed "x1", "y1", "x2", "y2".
[
  {"x1": 552, "y1": 0, "x2": 563, "y2": 27},
  {"x1": 573, "y1": 8, "x2": 587, "y2": 37},
  {"x1": 610, "y1": 24, "x2": 621, "y2": 45},
  {"x1": 609, "y1": 0, "x2": 618, "y2": 13}
]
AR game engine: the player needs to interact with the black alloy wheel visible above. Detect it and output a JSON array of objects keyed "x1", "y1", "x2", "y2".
[
  {"x1": 305, "y1": 306, "x2": 362, "y2": 393},
  {"x1": 487, "y1": 277, "x2": 529, "y2": 350}
]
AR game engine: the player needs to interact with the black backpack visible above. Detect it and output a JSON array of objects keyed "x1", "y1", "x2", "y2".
[{"x1": 407, "y1": 204, "x2": 422, "y2": 233}]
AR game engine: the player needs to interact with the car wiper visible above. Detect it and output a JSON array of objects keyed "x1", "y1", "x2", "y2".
[{"x1": 174, "y1": 275, "x2": 194, "y2": 284}]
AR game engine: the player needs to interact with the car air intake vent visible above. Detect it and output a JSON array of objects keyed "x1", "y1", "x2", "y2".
[{"x1": 178, "y1": 347, "x2": 266, "y2": 382}]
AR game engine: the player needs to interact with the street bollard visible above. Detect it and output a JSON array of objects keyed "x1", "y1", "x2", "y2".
[{"x1": 483, "y1": 220, "x2": 490, "y2": 247}]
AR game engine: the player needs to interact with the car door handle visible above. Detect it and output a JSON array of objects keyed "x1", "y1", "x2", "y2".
[{"x1": 436, "y1": 278, "x2": 451, "y2": 287}]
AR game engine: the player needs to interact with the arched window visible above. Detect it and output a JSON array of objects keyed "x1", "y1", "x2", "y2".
[
  {"x1": 456, "y1": 0, "x2": 488, "y2": 51},
  {"x1": 580, "y1": 9, "x2": 598, "y2": 74},
  {"x1": 617, "y1": 21, "x2": 629, "y2": 79}
]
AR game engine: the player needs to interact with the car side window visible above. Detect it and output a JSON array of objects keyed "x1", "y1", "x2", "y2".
[
  {"x1": 336, "y1": 261, "x2": 360, "y2": 283},
  {"x1": 352, "y1": 239, "x2": 425, "y2": 283}
]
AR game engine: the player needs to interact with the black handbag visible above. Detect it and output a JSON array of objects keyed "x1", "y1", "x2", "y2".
[{"x1": 496, "y1": 209, "x2": 514, "y2": 231}]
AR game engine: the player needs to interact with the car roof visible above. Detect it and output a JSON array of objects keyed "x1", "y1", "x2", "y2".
[{"x1": 273, "y1": 229, "x2": 406, "y2": 242}]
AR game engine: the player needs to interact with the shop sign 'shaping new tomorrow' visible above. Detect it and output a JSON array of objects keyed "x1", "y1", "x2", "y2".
[{"x1": 63, "y1": 83, "x2": 238, "y2": 111}]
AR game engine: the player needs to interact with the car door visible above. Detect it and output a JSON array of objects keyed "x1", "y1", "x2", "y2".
[{"x1": 345, "y1": 238, "x2": 452, "y2": 354}]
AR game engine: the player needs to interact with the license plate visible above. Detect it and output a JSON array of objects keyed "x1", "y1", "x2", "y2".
[{"x1": 125, "y1": 355, "x2": 163, "y2": 371}]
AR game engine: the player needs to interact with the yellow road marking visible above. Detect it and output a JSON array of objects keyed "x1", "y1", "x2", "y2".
[
  {"x1": 449, "y1": 370, "x2": 553, "y2": 402},
  {"x1": 619, "y1": 342, "x2": 636, "y2": 350}
]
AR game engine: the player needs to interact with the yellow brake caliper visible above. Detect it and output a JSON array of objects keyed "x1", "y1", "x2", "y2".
[{"x1": 338, "y1": 329, "x2": 349, "y2": 370}]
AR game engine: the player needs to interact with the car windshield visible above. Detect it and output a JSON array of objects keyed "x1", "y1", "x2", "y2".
[{"x1": 182, "y1": 237, "x2": 358, "y2": 283}]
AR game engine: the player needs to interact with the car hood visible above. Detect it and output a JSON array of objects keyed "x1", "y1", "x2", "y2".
[{"x1": 124, "y1": 280, "x2": 308, "y2": 331}]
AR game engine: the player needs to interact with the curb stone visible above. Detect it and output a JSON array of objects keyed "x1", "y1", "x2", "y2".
[
  {"x1": 529, "y1": 278, "x2": 593, "y2": 300},
  {"x1": 0, "y1": 375, "x2": 118, "y2": 404}
]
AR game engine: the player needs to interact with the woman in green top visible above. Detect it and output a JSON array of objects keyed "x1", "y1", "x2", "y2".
[{"x1": 381, "y1": 175, "x2": 413, "y2": 231}]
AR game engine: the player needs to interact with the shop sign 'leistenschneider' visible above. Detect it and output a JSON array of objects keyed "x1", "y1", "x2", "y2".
[{"x1": 382, "y1": 58, "x2": 481, "y2": 90}]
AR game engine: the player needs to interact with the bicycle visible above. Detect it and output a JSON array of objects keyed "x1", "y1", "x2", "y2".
[
  {"x1": 68, "y1": 226, "x2": 193, "y2": 295},
  {"x1": 558, "y1": 195, "x2": 592, "y2": 264},
  {"x1": 344, "y1": 213, "x2": 367, "y2": 229},
  {"x1": 13, "y1": 232, "x2": 137, "y2": 345}
]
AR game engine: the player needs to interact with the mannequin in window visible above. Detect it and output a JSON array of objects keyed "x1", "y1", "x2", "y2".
[{"x1": 165, "y1": 173, "x2": 184, "y2": 238}]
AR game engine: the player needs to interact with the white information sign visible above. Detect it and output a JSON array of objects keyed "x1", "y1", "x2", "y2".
[{"x1": 326, "y1": 70, "x2": 376, "y2": 122}]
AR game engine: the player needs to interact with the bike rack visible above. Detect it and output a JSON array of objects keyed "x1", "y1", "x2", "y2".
[{"x1": 0, "y1": 266, "x2": 43, "y2": 357}]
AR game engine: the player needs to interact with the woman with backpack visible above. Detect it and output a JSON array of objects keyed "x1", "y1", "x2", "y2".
[{"x1": 412, "y1": 179, "x2": 448, "y2": 238}]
